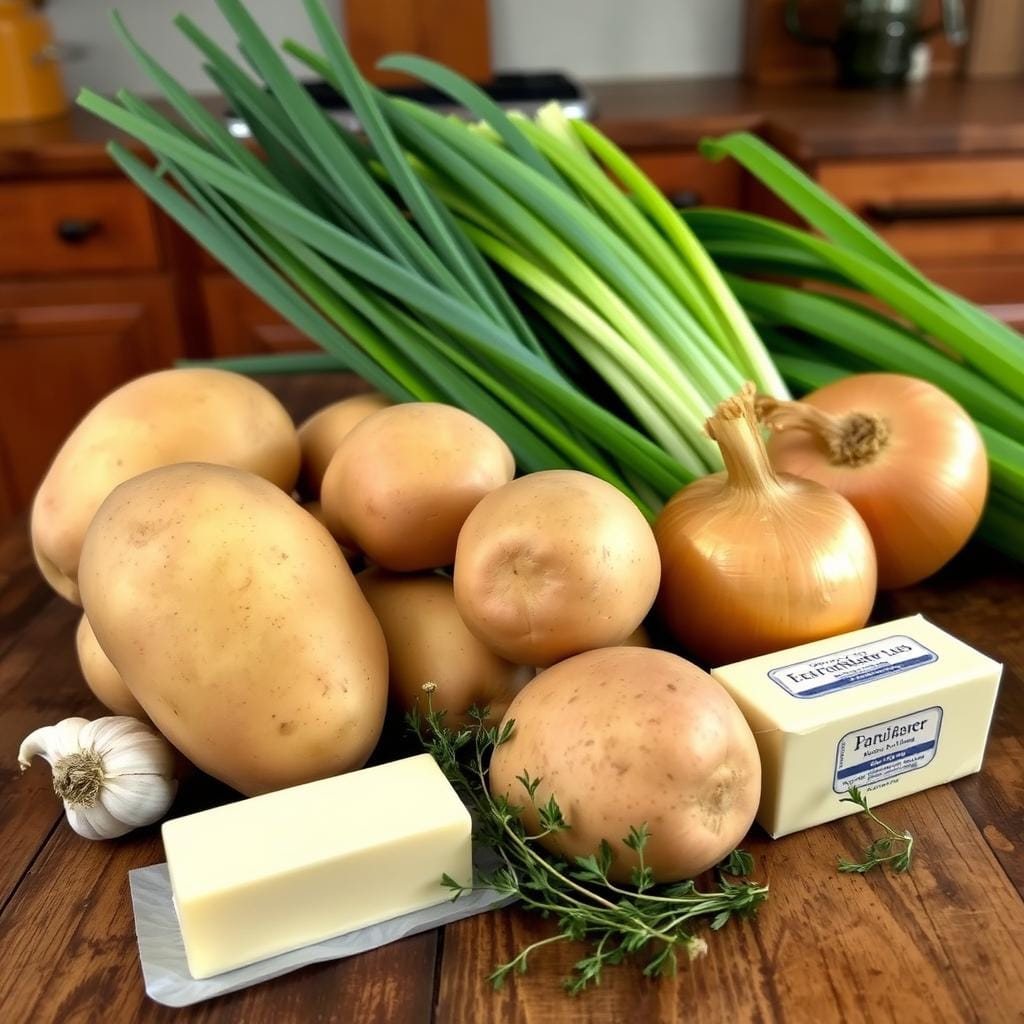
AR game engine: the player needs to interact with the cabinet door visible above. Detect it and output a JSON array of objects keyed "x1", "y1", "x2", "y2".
[
  {"x1": 628, "y1": 149, "x2": 743, "y2": 210},
  {"x1": 0, "y1": 465, "x2": 13, "y2": 528},
  {"x1": 817, "y1": 157, "x2": 1024, "y2": 268},
  {"x1": 203, "y1": 274, "x2": 315, "y2": 356},
  {"x1": 0, "y1": 276, "x2": 185, "y2": 513}
]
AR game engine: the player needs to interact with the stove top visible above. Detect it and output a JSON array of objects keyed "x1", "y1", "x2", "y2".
[{"x1": 225, "y1": 71, "x2": 592, "y2": 138}]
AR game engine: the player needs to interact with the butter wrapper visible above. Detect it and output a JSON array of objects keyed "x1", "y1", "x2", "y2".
[
  {"x1": 130, "y1": 851, "x2": 514, "y2": 1007},
  {"x1": 713, "y1": 615, "x2": 1002, "y2": 838}
]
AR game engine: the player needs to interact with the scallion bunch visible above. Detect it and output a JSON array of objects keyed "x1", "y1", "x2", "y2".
[{"x1": 78, "y1": 0, "x2": 779, "y2": 519}]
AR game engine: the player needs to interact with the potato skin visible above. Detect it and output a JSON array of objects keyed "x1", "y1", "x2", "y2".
[
  {"x1": 302, "y1": 499, "x2": 359, "y2": 562},
  {"x1": 453, "y1": 471, "x2": 661, "y2": 666},
  {"x1": 76, "y1": 614, "x2": 147, "y2": 719},
  {"x1": 489, "y1": 647, "x2": 761, "y2": 883},
  {"x1": 78, "y1": 463, "x2": 388, "y2": 796},
  {"x1": 321, "y1": 403, "x2": 514, "y2": 572},
  {"x1": 297, "y1": 392, "x2": 391, "y2": 497},
  {"x1": 32, "y1": 368, "x2": 300, "y2": 605},
  {"x1": 357, "y1": 567, "x2": 530, "y2": 727}
]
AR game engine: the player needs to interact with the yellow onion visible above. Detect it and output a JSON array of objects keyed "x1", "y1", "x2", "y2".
[
  {"x1": 655, "y1": 383, "x2": 876, "y2": 665},
  {"x1": 759, "y1": 374, "x2": 988, "y2": 590}
]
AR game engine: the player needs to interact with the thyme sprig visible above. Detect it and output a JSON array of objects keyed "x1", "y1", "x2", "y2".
[
  {"x1": 408, "y1": 690, "x2": 769, "y2": 995},
  {"x1": 837, "y1": 786, "x2": 915, "y2": 875}
]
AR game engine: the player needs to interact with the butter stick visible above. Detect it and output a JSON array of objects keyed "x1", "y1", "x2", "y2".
[
  {"x1": 162, "y1": 753, "x2": 472, "y2": 979},
  {"x1": 712, "y1": 615, "x2": 1002, "y2": 838}
]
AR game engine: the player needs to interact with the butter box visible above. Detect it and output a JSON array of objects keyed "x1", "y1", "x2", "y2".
[{"x1": 711, "y1": 615, "x2": 1002, "y2": 838}]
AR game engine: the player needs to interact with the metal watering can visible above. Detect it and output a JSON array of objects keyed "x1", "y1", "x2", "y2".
[{"x1": 785, "y1": 0, "x2": 969, "y2": 88}]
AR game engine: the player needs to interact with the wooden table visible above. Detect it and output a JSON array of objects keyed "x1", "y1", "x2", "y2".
[{"x1": 1, "y1": 375, "x2": 1022, "y2": 1023}]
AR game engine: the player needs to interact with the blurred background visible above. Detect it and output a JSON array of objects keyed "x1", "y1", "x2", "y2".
[
  {"x1": 54, "y1": 0, "x2": 747, "y2": 91},
  {"x1": 1, "y1": 0, "x2": 1022, "y2": 527}
]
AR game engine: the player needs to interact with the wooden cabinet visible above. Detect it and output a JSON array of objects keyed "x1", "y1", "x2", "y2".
[
  {"x1": 0, "y1": 179, "x2": 160, "y2": 277},
  {"x1": 630, "y1": 150, "x2": 743, "y2": 209},
  {"x1": 0, "y1": 464, "x2": 13, "y2": 525},
  {"x1": 817, "y1": 156, "x2": 1024, "y2": 306},
  {"x1": 0, "y1": 276, "x2": 184, "y2": 511},
  {"x1": 202, "y1": 274, "x2": 315, "y2": 356}
]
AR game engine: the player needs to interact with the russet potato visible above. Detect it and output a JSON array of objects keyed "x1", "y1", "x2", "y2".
[
  {"x1": 489, "y1": 647, "x2": 761, "y2": 883},
  {"x1": 321, "y1": 403, "x2": 514, "y2": 572},
  {"x1": 79, "y1": 463, "x2": 388, "y2": 796},
  {"x1": 453, "y1": 470, "x2": 661, "y2": 665},
  {"x1": 75, "y1": 613, "x2": 147, "y2": 719},
  {"x1": 32, "y1": 368, "x2": 300, "y2": 604},
  {"x1": 358, "y1": 567, "x2": 530, "y2": 726},
  {"x1": 296, "y1": 392, "x2": 392, "y2": 497}
]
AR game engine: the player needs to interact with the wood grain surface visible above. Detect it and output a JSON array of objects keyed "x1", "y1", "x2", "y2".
[{"x1": 0, "y1": 375, "x2": 1021, "y2": 1024}]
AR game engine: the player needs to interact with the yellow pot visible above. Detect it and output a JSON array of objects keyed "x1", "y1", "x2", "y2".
[{"x1": 0, "y1": 0, "x2": 68, "y2": 124}]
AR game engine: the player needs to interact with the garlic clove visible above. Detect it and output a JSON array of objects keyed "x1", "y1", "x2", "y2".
[
  {"x1": 50, "y1": 717, "x2": 92, "y2": 759},
  {"x1": 85, "y1": 717, "x2": 176, "y2": 776},
  {"x1": 66, "y1": 802, "x2": 134, "y2": 841},
  {"x1": 18, "y1": 717, "x2": 91, "y2": 770},
  {"x1": 99, "y1": 774, "x2": 177, "y2": 827},
  {"x1": 99, "y1": 737, "x2": 176, "y2": 777},
  {"x1": 80, "y1": 715, "x2": 140, "y2": 752}
]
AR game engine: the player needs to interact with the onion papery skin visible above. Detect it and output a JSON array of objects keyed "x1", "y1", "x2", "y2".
[
  {"x1": 765, "y1": 374, "x2": 989, "y2": 590},
  {"x1": 656, "y1": 472, "x2": 876, "y2": 666}
]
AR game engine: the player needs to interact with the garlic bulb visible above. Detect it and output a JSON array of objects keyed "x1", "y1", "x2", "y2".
[{"x1": 19, "y1": 716, "x2": 177, "y2": 840}]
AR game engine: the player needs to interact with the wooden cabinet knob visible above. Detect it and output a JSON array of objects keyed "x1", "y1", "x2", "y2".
[{"x1": 55, "y1": 218, "x2": 102, "y2": 245}]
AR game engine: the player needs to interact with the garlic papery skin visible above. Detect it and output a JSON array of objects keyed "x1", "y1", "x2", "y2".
[{"x1": 18, "y1": 716, "x2": 178, "y2": 840}]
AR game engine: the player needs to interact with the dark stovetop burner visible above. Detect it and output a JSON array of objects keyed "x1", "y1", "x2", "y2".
[{"x1": 225, "y1": 71, "x2": 592, "y2": 138}]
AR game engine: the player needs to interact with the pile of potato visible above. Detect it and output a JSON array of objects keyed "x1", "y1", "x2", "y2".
[{"x1": 34, "y1": 368, "x2": 760, "y2": 882}]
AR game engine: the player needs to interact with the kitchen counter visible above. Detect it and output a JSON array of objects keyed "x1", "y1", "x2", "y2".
[
  {"x1": 1, "y1": 374, "x2": 1022, "y2": 1023},
  {"x1": 2, "y1": 75, "x2": 1024, "y2": 179},
  {"x1": 589, "y1": 74, "x2": 1024, "y2": 160}
]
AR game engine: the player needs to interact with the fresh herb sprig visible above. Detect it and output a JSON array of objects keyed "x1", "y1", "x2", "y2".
[
  {"x1": 837, "y1": 786, "x2": 915, "y2": 875},
  {"x1": 408, "y1": 687, "x2": 769, "y2": 995}
]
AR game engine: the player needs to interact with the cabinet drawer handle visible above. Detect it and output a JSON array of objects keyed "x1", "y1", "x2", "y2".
[
  {"x1": 55, "y1": 218, "x2": 102, "y2": 245},
  {"x1": 668, "y1": 190, "x2": 702, "y2": 210},
  {"x1": 865, "y1": 200, "x2": 1024, "y2": 223}
]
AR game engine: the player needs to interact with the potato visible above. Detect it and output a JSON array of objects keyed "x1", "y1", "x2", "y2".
[
  {"x1": 297, "y1": 392, "x2": 392, "y2": 497},
  {"x1": 321, "y1": 402, "x2": 514, "y2": 572},
  {"x1": 76, "y1": 614, "x2": 146, "y2": 719},
  {"x1": 622, "y1": 623, "x2": 652, "y2": 648},
  {"x1": 32, "y1": 368, "x2": 300, "y2": 605},
  {"x1": 453, "y1": 470, "x2": 661, "y2": 666},
  {"x1": 78, "y1": 463, "x2": 388, "y2": 796},
  {"x1": 357, "y1": 567, "x2": 530, "y2": 726},
  {"x1": 302, "y1": 499, "x2": 359, "y2": 561},
  {"x1": 489, "y1": 647, "x2": 761, "y2": 883}
]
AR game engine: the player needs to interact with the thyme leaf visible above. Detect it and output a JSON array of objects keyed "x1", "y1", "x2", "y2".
[{"x1": 837, "y1": 785, "x2": 915, "y2": 875}]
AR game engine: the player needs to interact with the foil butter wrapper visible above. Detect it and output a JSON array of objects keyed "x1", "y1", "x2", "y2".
[{"x1": 130, "y1": 853, "x2": 515, "y2": 1007}]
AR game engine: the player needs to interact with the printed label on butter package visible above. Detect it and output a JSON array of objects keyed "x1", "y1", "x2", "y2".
[
  {"x1": 768, "y1": 635, "x2": 938, "y2": 699},
  {"x1": 833, "y1": 706, "x2": 943, "y2": 794}
]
